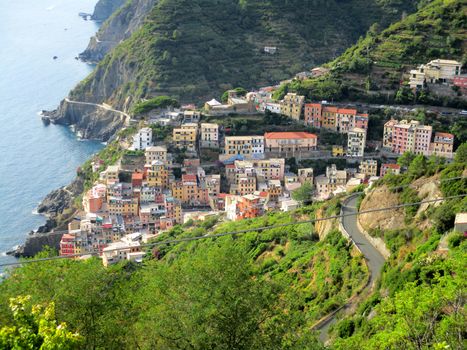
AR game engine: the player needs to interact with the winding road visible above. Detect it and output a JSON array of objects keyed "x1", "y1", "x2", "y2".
[
  {"x1": 317, "y1": 194, "x2": 387, "y2": 342},
  {"x1": 64, "y1": 98, "x2": 131, "y2": 120}
]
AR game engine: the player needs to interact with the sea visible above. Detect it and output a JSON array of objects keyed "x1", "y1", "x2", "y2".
[{"x1": 0, "y1": 0, "x2": 103, "y2": 268}]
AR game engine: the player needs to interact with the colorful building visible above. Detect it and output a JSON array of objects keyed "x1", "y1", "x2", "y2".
[
  {"x1": 200, "y1": 123, "x2": 219, "y2": 148},
  {"x1": 145, "y1": 145, "x2": 168, "y2": 164},
  {"x1": 224, "y1": 135, "x2": 265, "y2": 159},
  {"x1": 430, "y1": 132, "x2": 455, "y2": 158},
  {"x1": 173, "y1": 123, "x2": 198, "y2": 152},
  {"x1": 264, "y1": 132, "x2": 317, "y2": 156},
  {"x1": 280, "y1": 93, "x2": 305, "y2": 120},
  {"x1": 347, "y1": 128, "x2": 366, "y2": 157},
  {"x1": 383, "y1": 119, "x2": 432, "y2": 156},
  {"x1": 380, "y1": 163, "x2": 401, "y2": 177},
  {"x1": 359, "y1": 159, "x2": 378, "y2": 177}
]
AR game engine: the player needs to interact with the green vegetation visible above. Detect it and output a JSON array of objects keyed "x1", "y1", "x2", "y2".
[
  {"x1": 221, "y1": 87, "x2": 247, "y2": 103},
  {"x1": 332, "y1": 142, "x2": 467, "y2": 349},
  {"x1": 0, "y1": 295, "x2": 82, "y2": 349},
  {"x1": 0, "y1": 204, "x2": 369, "y2": 349},
  {"x1": 292, "y1": 181, "x2": 313, "y2": 204},
  {"x1": 275, "y1": 0, "x2": 466, "y2": 107},
  {"x1": 71, "y1": 0, "x2": 421, "y2": 105},
  {"x1": 132, "y1": 96, "x2": 179, "y2": 115}
]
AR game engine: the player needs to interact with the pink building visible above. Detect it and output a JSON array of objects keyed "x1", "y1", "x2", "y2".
[
  {"x1": 380, "y1": 163, "x2": 401, "y2": 177},
  {"x1": 304, "y1": 103, "x2": 322, "y2": 128},
  {"x1": 353, "y1": 113, "x2": 369, "y2": 130},
  {"x1": 453, "y1": 75, "x2": 467, "y2": 93},
  {"x1": 383, "y1": 120, "x2": 432, "y2": 155},
  {"x1": 60, "y1": 233, "x2": 75, "y2": 256}
]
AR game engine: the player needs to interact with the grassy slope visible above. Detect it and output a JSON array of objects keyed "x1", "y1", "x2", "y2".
[
  {"x1": 331, "y1": 150, "x2": 467, "y2": 349},
  {"x1": 71, "y1": 0, "x2": 420, "y2": 105},
  {"x1": 276, "y1": 0, "x2": 467, "y2": 103}
]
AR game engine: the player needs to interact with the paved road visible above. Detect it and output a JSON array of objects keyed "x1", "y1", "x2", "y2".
[
  {"x1": 317, "y1": 194, "x2": 386, "y2": 342},
  {"x1": 64, "y1": 98, "x2": 131, "y2": 120}
]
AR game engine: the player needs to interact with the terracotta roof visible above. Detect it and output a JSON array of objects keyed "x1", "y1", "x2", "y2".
[
  {"x1": 217, "y1": 193, "x2": 228, "y2": 199},
  {"x1": 337, "y1": 108, "x2": 357, "y2": 115},
  {"x1": 132, "y1": 173, "x2": 144, "y2": 180},
  {"x1": 383, "y1": 164, "x2": 401, "y2": 169},
  {"x1": 305, "y1": 103, "x2": 322, "y2": 107},
  {"x1": 323, "y1": 106, "x2": 338, "y2": 112},
  {"x1": 264, "y1": 132, "x2": 317, "y2": 139},
  {"x1": 435, "y1": 132, "x2": 454, "y2": 138},
  {"x1": 182, "y1": 174, "x2": 197, "y2": 182}
]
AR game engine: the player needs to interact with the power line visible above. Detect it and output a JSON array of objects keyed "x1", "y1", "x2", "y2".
[
  {"x1": 1, "y1": 194, "x2": 464, "y2": 268},
  {"x1": 16, "y1": 176, "x2": 466, "y2": 237}
]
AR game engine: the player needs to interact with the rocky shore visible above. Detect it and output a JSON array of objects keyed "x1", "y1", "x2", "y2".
[
  {"x1": 9, "y1": 177, "x2": 86, "y2": 258},
  {"x1": 42, "y1": 99, "x2": 126, "y2": 141}
]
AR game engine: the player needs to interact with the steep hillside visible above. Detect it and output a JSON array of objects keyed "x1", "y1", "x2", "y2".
[
  {"x1": 73, "y1": 0, "x2": 422, "y2": 106},
  {"x1": 91, "y1": 0, "x2": 127, "y2": 21},
  {"x1": 80, "y1": 0, "x2": 158, "y2": 62},
  {"x1": 276, "y1": 0, "x2": 467, "y2": 105},
  {"x1": 331, "y1": 148, "x2": 467, "y2": 349}
]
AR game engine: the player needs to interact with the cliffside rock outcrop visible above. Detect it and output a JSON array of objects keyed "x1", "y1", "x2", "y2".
[
  {"x1": 91, "y1": 0, "x2": 127, "y2": 22},
  {"x1": 44, "y1": 99, "x2": 127, "y2": 141},
  {"x1": 81, "y1": 0, "x2": 157, "y2": 62}
]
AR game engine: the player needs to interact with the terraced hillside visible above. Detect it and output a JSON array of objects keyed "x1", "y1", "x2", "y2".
[{"x1": 71, "y1": 0, "x2": 421, "y2": 106}]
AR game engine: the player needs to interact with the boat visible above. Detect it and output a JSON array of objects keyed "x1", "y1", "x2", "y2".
[{"x1": 53, "y1": 56, "x2": 58, "y2": 60}]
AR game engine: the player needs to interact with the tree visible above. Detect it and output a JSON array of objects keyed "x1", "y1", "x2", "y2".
[
  {"x1": 0, "y1": 296, "x2": 82, "y2": 349},
  {"x1": 454, "y1": 142, "x2": 467, "y2": 163},
  {"x1": 221, "y1": 87, "x2": 247, "y2": 103},
  {"x1": 397, "y1": 151, "x2": 416, "y2": 168},
  {"x1": 292, "y1": 181, "x2": 314, "y2": 204},
  {"x1": 132, "y1": 244, "x2": 318, "y2": 349}
]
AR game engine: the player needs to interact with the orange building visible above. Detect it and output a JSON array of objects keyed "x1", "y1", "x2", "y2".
[
  {"x1": 60, "y1": 233, "x2": 76, "y2": 256},
  {"x1": 237, "y1": 195, "x2": 263, "y2": 220},
  {"x1": 304, "y1": 103, "x2": 322, "y2": 128},
  {"x1": 264, "y1": 132, "x2": 317, "y2": 155}
]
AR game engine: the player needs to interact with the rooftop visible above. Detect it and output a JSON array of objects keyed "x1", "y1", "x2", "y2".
[{"x1": 264, "y1": 131, "x2": 317, "y2": 140}]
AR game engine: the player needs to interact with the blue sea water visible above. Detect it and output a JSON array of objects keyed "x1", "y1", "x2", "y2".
[{"x1": 0, "y1": 0, "x2": 103, "y2": 266}]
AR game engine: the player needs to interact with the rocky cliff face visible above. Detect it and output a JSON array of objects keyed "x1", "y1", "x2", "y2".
[
  {"x1": 81, "y1": 0, "x2": 157, "y2": 62},
  {"x1": 91, "y1": 0, "x2": 127, "y2": 22},
  {"x1": 44, "y1": 99, "x2": 127, "y2": 141}
]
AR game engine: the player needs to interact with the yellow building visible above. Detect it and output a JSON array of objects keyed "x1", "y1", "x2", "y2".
[
  {"x1": 224, "y1": 135, "x2": 264, "y2": 158},
  {"x1": 359, "y1": 159, "x2": 378, "y2": 177},
  {"x1": 173, "y1": 123, "x2": 198, "y2": 152},
  {"x1": 332, "y1": 145, "x2": 344, "y2": 157},
  {"x1": 105, "y1": 165, "x2": 120, "y2": 185},
  {"x1": 280, "y1": 93, "x2": 305, "y2": 120},
  {"x1": 147, "y1": 160, "x2": 170, "y2": 189},
  {"x1": 322, "y1": 106, "x2": 337, "y2": 130},
  {"x1": 107, "y1": 198, "x2": 139, "y2": 217}
]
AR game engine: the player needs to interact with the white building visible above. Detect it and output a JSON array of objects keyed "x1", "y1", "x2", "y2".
[
  {"x1": 102, "y1": 233, "x2": 144, "y2": 267},
  {"x1": 264, "y1": 102, "x2": 281, "y2": 114},
  {"x1": 347, "y1": 127, "x2": 366, "y2": 157},
  {"x1": 200, "y1": 123, "x2": 219, "y2": 148},
  {"x1": 133, "y1": 127, "x2": 153, "y2": 150}
]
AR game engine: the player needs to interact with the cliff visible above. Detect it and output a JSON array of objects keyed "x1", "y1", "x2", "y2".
[
  {"x1": 43, "y1": 99, "x2": 127, "y2": 141},
  {"x1": 91, "y1": 0, "x2": 127, "y2": 22},
  {"x1": 81, "y1": 0, "x2": 157, "y2": 62}
]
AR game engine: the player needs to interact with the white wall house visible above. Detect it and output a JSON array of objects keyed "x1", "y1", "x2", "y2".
[{"x1": 133, "y1": 127, "x2": 153, "y2": 150}]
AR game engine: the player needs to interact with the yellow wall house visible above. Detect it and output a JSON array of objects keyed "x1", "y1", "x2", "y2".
[
  {"x1": 173, "y1": 123, "x2": 198, "y2": 152},
  {"x1": 147, "y1": 160, "x2": 170, "y2": 189},
  {"x1": 280, "y1": 93, "x2": 305, "y2": 120},
  {"x1": 332, "y1": 145, "x2": 344, "y2": 157}
]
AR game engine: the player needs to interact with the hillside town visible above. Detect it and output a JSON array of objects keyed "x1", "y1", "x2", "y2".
[{"x1": 59, "y1": 59, "x2": 462, "y2": 266}]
